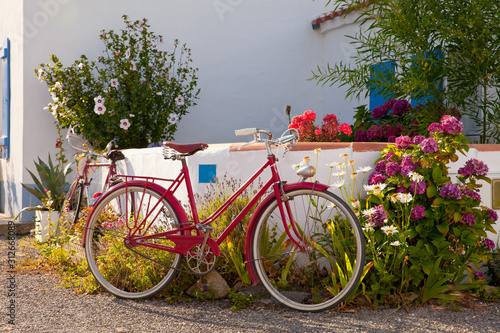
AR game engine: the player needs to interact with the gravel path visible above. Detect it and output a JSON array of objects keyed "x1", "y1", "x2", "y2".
[{"x1": 3, "y1": 235, "x2": 500, "y2": 332}]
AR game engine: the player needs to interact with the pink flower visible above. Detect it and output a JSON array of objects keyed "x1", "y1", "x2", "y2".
[
  {"x1": 395, "y1": 135, "x2": 412, "y2": 149},
  {"x1": 339, "y1": 123, "x2": 352, "y2": 135},
  {"x1": 94, "y1": 103, "x2": 106, "y2": 115},
  {"x1": 303, "y1": 110, "x2": 316, "y2": 121},
  {"x1": 315, "y1": 128, "x2": 322, "y2": 135}
]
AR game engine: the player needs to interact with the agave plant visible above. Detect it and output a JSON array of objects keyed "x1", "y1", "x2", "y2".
[{"x1": 21, "y1": 154, "x2": 70, "y2": 211}]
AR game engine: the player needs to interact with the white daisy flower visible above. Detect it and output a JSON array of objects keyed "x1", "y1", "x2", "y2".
[
  {"x1": 398, "y1": 193, "x2": 413, "y2": 204},
  {"x1": 362, "y1": 222, "x2": 375, "y2": 232},
  {"x1": 357, "y1": 166, "x2": 372, "y2": 173},
  {"x1": 330, "y1": 180, "x2": 345, "y2": 189},
  {"x1": 409, "y1": 172, "x2": 424, "y2": 182},
  {"x1": 381, "y1": 225, "x2": 398, "y2": 235},
  {"x1": 390, "y1": 241, "x2": 401, "y2": 246}
]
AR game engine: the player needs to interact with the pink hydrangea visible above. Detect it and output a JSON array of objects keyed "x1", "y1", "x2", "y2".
[
  {"x1": 411, "y1": 205, "x2": 426, "y2": 219},
  {"x1": 395, "y1": 135, "x2": 412, "y2": 149},
  {"x1": 421, "y1": 137, "x2": 439, "y2": 153},
  {"x1": 441, "y1": 115, "x2": 463, "y2": 134}
]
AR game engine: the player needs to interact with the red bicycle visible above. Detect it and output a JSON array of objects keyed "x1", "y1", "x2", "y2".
[
  {"x1": 64, "y1": 128, "x2": 125, "y2": 225},
  {"x1": 82, "y1": 128, "x2": 365, "y2": 312}
]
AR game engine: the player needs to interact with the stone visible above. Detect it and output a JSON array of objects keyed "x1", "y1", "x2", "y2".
[{"x1": 186, "y1": 270, "x2": 230, "y2": 300}]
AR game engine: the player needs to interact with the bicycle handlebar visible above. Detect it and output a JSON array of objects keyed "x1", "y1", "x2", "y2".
[
  {"x1": 235, "y1": 127, "x2": 298, "y2": 150},
  {"x1": 66, "y1": 127, "x2": 117, "y2": 159}
]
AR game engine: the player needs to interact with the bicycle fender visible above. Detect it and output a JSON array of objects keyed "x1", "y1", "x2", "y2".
[
  {"x1": 244, "y1": 182, "x2": 329, "y2": 285},
  {"x1": 82, "y1": 180, "x2": 189, "y2": 247}
]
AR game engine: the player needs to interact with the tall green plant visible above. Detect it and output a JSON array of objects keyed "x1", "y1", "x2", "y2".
[
  {"x1": 21, "y1": 154, "x2": 70, "y2": 211},
  {"x1": 36, "y1": 15, "x2": 200, "y2": 149},
  {"x1": 312, "y1": 0, "x2": 500, "y2": 143}
]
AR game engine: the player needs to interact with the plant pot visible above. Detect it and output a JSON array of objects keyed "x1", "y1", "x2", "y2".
[{"x1": 35, "y1": 210, "x2": 60, "y2": 242}]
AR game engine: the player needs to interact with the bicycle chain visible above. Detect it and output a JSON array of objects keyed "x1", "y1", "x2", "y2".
[{"x1": 123, "y1": 241, "x2": 214, "y2": 276}]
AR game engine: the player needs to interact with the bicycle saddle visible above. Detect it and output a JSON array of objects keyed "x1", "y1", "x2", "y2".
[
  {"x1": 164, "y1": 141, "x2": 208, "y2": 155},
  {"x1": 106, "y1": 150, "x2": 125, "y2": 162}
]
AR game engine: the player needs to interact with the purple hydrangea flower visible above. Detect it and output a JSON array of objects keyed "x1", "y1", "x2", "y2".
[
  {"x1": 483, "y1": 238, "x2": 496, "y2": 250},
  {"x1": 421, "y1": 138, "x2": 439, "y2": 153},
  {"x1": 392, "y1": 99, "x2": 410, "y2": 116},
  {"x1": 387, "y1": 135, "x2": 396, "y2": 143},
  {"x1": 371, "y1": 105, "x2": 390, "y2": 120},
  {"x1": 460, "y1": 186, "x2": 481, "y2": 201},
  {"x1": 371, "y1": 205, "x2": 387, "y2": 227},
  {"x1": 488, "y1": 209, "x2": 498, "y2": 222},
  {"x1": 439, "y1": 183, "x2": 462, "y2": 200},
  {"x1": 367, "y1": 125, "x2": 382, "y2": 140},
  {"x1": 397, "y1": 186, "x2": 408, "y2": 193},
  {"x1": 461, "y1": 212, "x2": 476, "y2": 226},
  {"x1": 395, "y1": 135, "x2": 412, "y2": 149},
  {"x1": 375, "y1": 160, "x2": 387, "y2": 172},
  {"x1": 383, "y1": 125, "x2": 396, "y2": 138},
  {"x1": 412, "y1": 135, "x2": 426, "y2": 145},
  {"x1": 386, "y1": 162, "x2": 401, "y2": 177},
  {"x1": 409, "y1": 180, "x2": 426, "y2": 195},
  {"x1": 384, "y1": 99, "x2": 396, "y2": 109},
  {"x1": 458, "y1": 158, "x2": 489, "y2": 177},
  {"x1": 385, "y1": 152, "x2": 396, "y2": 161},
  {"x1": 441, "y1": 115, "x2": 464, "y2": 134},
  {"x1": 354, "y1": 130, "x2": 368, "y2": 142},
  {"x1": 368, "y1": 172, "x2": 387, "y2": 185},
  {"x1": 428, "y1": 123, "x2": 442, "y2": 133},
  {"x1": 411, "y1": 205, "x2": 426, "y2": 219},
  {"x1": 401, "y1": 156, "x2": 418, "y2": 177}
]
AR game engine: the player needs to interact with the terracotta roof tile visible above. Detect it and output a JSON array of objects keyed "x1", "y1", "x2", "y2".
[{"x1": 312, "y1": 0, "x2": 372, "y2": 29}]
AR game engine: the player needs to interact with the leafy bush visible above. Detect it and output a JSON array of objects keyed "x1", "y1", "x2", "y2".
[
  {"x1": 35, "y1": 15, "x2": 200, "y2": 149},
  {"x1": 360, "y1": 115, "x2": 497, "y2": 305}
]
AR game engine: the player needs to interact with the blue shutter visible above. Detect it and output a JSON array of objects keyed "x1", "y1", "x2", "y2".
[
  {"x1": 0, "y1": 38, "x2": 10, "y2": 158},
  {"x1": 369, "y1": 61, "x2": 395, "y2": 110}
]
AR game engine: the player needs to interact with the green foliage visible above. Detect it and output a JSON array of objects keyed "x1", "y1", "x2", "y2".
[
  {"x1": 313, "y1": 0, "x2": 500, "y2": 143},
  {"x1": 227, "y1": 289, "x2": 254, "y2": 311},
  {"x1": 21, "y1": 154, "x2": 70, "y2": 211},
  {"x1": 35, "y1": 15, "x2": 200, "y2": 149},
  {"x1": 359, "y1": 117, "x2": 497, "y2": 305}
]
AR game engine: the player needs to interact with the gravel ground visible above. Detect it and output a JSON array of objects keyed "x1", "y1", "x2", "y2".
[{"x1": 2, "y1": 235, "x2": 500, "y2": 333}]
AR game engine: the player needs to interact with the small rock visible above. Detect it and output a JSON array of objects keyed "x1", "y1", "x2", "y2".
[{"x1": 186, "y1": 270, "x2": 229, "y2": 299}]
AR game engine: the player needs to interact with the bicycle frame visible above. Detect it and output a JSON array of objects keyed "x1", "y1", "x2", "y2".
[
  {"x1": 82, "y1": 143, "x2": 328, "y2": 282},
  {"x1": 66, "y1": 158, "x2": 117, "y2": 205}
]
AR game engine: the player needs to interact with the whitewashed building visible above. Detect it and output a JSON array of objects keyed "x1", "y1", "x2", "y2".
[{"x1": 0, "y1": 0, "x2": 369, "y2": 220}]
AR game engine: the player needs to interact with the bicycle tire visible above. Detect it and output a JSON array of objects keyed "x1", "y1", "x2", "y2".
[
  {"x1": 84, "y1": 184, "x2": 183, "y2": 299},
  {"x1": 65, "y1": 179, "x2": 87, "y2": 224},
  {"x1": 250, "y1": 188, "x2": 365, "y2": 312}
]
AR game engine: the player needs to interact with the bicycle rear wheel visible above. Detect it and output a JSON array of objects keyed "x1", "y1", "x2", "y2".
[
  {"x1": 65, "y1": 179, "x2": 87, "y2": 224},
  {"x1": 251, "y1": 188, "x2": 365, "y2": 312},
  {"x1": 84, "y1": 184, "x2": 183, "y2": 299}
]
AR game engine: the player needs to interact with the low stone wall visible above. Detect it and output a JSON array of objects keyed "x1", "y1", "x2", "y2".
[{"x1": 90, "y1": 142, "x2": 500, "y2": 241}]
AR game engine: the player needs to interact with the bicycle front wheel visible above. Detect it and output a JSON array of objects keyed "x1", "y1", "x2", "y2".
[
  {"x1": 251, "y1": 188, "x2": 365, "y2": 312},
  {"x1": 84, "y1": 185, "x2": 183, "y2": 299}
]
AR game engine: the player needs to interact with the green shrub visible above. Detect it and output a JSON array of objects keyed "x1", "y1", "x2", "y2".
[{"x1": 35, "y1": 15, "x2": 200, "y2": 149}]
